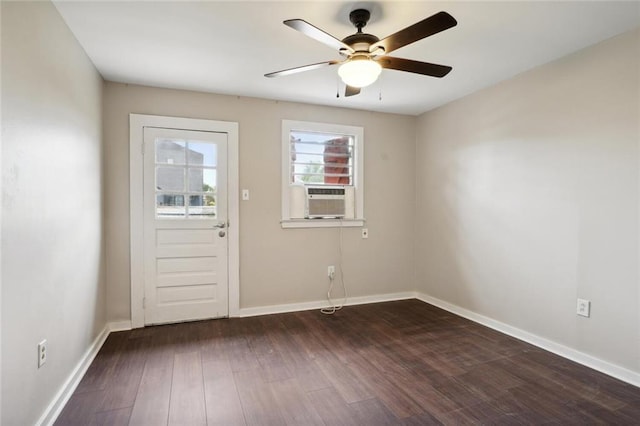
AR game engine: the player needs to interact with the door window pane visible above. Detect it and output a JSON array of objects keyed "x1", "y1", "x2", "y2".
[
  {"x1": 156, "y1": 167, "x2": 184, "y2": 192},
  {"x1": 188, "y1": 168, "x2": 216, "y2": 193},
  {"x1": 156, "y1": 194, "x2": 185, "y2": 218},
  {"x1": 156, "y1": 140, "x2": 186, "y2": 165},
  {"x1": 188, "y1": 141, "x2": 217, "y2": 166},
  {"x1": 189, "y1": 195, "x2": 216, "y2": 218}
]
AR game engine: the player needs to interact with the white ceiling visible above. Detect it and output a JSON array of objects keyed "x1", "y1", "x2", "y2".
[{"x1": 53, "y1": 1, "x2": 639, "y2": 116}]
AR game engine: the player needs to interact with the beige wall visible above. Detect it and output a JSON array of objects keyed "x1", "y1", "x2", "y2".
[
  {"x1": 1, "y1": 2, "x2": 637, "y2": 422},
  {"x1": 103, "y1": 83, "x2": 416, "y2": 321},
  {"x1": 1, "y1": 2, "x2": 105, "y2": 425},
  {"x1": 415, "y1": 28, "x2": 639, "y2": 373}
]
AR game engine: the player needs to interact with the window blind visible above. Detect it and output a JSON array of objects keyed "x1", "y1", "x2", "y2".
[{"x1": 290, "y1": 132, "x2": 354, "y2": 185}]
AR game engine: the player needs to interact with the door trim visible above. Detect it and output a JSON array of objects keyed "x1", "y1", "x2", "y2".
[{"x1": 129, "y1": 114, "x2": 240, "y2": 328}]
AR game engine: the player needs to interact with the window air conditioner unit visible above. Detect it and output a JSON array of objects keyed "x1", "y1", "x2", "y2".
[{"x1": 306, "y1": 186, "x2": 346, "y2": 218}]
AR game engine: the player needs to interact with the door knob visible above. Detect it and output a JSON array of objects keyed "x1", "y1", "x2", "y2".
[{"x1": 218, "y1": 230, "x2": 226, "y2": 237}]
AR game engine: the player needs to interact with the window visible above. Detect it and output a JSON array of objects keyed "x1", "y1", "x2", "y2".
[
  {"x1": 155, "y1": 138, "x2": 217, "y2": 219},
  {"x1": 281, "y1": 120, "x2": 364, "y2": 228},
  {"x1": 290, "y1": 133, "x2": 354, "y2": 185}
]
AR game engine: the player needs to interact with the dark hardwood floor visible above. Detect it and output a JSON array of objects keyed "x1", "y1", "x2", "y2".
[{"x1": 55, "y1": 299, "x2": 640, "y2": 425}]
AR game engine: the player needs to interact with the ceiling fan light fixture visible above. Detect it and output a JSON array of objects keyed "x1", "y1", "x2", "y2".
[{"x1": 338, "y1": 57, "x2": 382, "y2": 88}]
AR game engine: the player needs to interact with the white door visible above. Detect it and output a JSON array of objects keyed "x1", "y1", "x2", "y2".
[{"x1": 143, "y1": 127, "x2": 228, "y2": 324}]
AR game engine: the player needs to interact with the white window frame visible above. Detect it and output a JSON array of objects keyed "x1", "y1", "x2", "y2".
[{"x1": 281, "y1": 120, "x2": 365, "y2": 228}]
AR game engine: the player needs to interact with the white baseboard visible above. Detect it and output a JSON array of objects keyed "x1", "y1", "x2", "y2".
[
  {"x1": 416, "y1": 292, "x2": 640, "y2": 388},
  {"x1": 36, "y1": 321, "x2": 132, "y2": 426},
  {"x1": 237, "y1": 291, "x2": 416, "y2": 317},
  {"x1": 108, "y1": 320, "x2": 133, "y2": 332}
]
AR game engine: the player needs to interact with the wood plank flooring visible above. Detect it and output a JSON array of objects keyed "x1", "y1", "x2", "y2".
[{"x1": 55, "y1": 300, "x2": 640, "y2": 425}]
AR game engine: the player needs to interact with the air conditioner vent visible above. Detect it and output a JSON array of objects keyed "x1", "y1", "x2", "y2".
[
  {"x1": 307, "y1": 187, "x2": 346, "y2": 196},
  {"x1": 306, "y1": 186, "x2": 346, "y2": 218}
]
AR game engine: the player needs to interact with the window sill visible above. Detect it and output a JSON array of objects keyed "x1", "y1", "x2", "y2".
[{"x1": 281, "y1": 218, "x2": 365, "y2": 229}]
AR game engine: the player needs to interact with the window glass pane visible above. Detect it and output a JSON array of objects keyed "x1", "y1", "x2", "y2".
[
  {"x1": 188, "y1": 168, "x2": 216, "y2": 193},
  {"x1": 188, "y1": 195, "x2": 216, "y2": 218},
  {"x1": 290, "y1": 131, "x2": 353, "y2": 185},
  {"x1": 156, "y1": 166, "x2": 184, "y2": 192},
  {"x1": 323, "y1": 137, "x2": 352, "y2": 184},
  {"x1": 156, "y1": 139, "x2": 186, "y2": 165},
  {"x1": 156, "y1": 194, "x2": 185, "y2": 218},
  {"x1": 187, "y1": 141, "x2": 217, "y2": 166}
]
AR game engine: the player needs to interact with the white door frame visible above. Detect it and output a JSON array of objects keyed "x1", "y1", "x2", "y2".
[{"x1": 129, "y1": 114, "x2": 240, "y2": 328}]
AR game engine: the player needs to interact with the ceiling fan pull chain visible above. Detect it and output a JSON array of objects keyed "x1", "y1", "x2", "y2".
[{"x1": 336, "y1": 74, "x2": 340, "y2": 98}]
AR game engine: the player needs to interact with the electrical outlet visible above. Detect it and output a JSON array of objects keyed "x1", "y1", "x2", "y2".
[
  {"x1": 577, "y1": 299, "x2": 591, "y2": 317},
  {"x1": 361, "y1": 228, "x2": 369, "y2": 239},
  {"x1": 327, "y1": 265, "x2": 335, "y2": 279},
  {"x1": 38, "y1": 339, "x2": 47, "y2": 368}
]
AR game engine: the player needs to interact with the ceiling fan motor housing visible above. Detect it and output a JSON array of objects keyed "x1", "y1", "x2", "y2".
[
  {"x1": 349, "y1": 9, "x2": 371, "y2": 29},
  {"x1": 342, "y1": 9, "x2": 380, "y2": 55},
  {"x1": 342, "y1": 32, "x2": 379, "y2": 53}
]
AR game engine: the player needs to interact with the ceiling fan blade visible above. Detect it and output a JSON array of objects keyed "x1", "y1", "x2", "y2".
[
  {"x1": 265, "y1": 60, "x2": 340, "y2": 78},
  {"x1": 284, "y1": 19, "x2": 354, "y2": 53},
  {"x1": 345, "y1": 85, "x2": 361, "y2": 97},
  {"x1": 370, "y1": 11, "x2": 457, "y2": 55},
  {"x1": 377, "y1": 56, "x2": 452, "y2": 77}
]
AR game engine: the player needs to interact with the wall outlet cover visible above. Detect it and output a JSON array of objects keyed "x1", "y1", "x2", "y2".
[
  {"x1": 327, "y1": 265, "x2": 335, "y2": 278},
  {"x1": 38, "y1": 339, "x2": 47, "y2": 368},
  {"x1": 577, "y1": 299, "x2": 591, "y2": 317}
]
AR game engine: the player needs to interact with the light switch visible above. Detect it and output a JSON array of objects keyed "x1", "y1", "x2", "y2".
[{"x1": 242, "y1": 189, "x2": 250, "y2": 201}]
